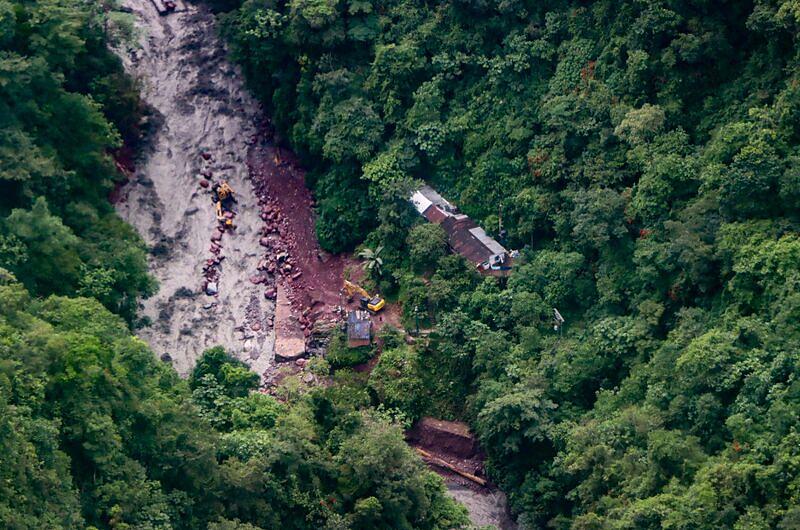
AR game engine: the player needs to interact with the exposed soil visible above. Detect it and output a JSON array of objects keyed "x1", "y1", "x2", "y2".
[
  {"x1": 248, "y1": 140, "x2": 350, "y2": 315},
  {"x1": 409, "y1": 417, "x2": 481, "y2": 460},
  {"x1": 247, "y1": 133, "x2": 357, "y2": 370},
  {"x1": 409, "y1": 418, "x2": 517, "y2": 529},
  {"x1": 340, "y1": 275, "x2": 404, "y2": 334}
]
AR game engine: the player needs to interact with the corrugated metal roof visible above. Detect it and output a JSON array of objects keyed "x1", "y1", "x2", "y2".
[
  {"x1": 439, "y1": 217, "x2": 483, "y2": 264},
  {"x1": 347, "y1": 311, "x2": 371, "y2": 341},
  {"x1": 422, "y1": 204, "x2": 448, "y2": 223},
  {"x1": 416, "y1": 185, "x2": 455, "y2": 212},
  {"x1": 441, "y1": 215, "x2": 477, "y2": 232},
  {"x1": 411, "y1": 190, "x2": 432, "y2": 214},
  {"x1": 410, "y1": 185, "x2": 512, "y2": 273},
  {"x1": 469, "y1": 227, "x2": 507, "y2": 255}
]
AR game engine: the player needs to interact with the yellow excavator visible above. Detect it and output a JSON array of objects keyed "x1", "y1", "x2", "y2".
[
  {"x1": 343, "y1": 280, "x2": 385, "y2": 313},
  {"x1": 212, "y1": 181, "x2": 237, "y2": 227}
]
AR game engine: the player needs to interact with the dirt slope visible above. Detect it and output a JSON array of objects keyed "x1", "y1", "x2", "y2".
[{"x1": 115, "y1": 0, "x2": 273, "y2": 376}]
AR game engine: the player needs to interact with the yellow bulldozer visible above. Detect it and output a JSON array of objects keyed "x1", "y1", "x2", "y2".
[
  {"x1": 212, "y1": 181, "x2": 237, "y2": 227},
  {"x1": 343, "y1": 280, "x2": 385, "y2": 313}
]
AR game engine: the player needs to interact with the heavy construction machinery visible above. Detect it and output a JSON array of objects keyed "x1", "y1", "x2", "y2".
[
  {"x1": 343, "y1": 280, "x2": 385, "y2": 313},
  {"x1": 212, "y1": 181, "x2": 237, "y2": 227},
  {"x1": 149, "y1": 0, "x2": 185, "y2": 15}
]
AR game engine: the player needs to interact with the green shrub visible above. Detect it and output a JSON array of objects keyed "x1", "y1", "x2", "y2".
[
  {"x1": 368, "y1": 345, "x2": 425, "y2": 420},
  {"x1": 326, "y1": 329, "x2": 375, "y2": 368}
]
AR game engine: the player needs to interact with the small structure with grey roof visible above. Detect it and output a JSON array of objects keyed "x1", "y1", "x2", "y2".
[
  {"x1": 410, "y1": 185, "x2": 513, "y2": 276},
  {"x1": 346, "y1": 310, "x2": 372, "y2": 347}
]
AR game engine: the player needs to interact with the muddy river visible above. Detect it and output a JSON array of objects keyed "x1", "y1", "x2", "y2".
[{"x1": 116, "y1": 0, "x2": 273, "y2": 376}]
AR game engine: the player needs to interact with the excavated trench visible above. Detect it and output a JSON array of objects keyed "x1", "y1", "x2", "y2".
[{"x1": 115, "y1": 1, "x2": 512, "y2": 527}]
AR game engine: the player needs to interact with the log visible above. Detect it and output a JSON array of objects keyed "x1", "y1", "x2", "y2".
[{"x1": 414, "y1": 448, "x2": 487, "y2": 487}]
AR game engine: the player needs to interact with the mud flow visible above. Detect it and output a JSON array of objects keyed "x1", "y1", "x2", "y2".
[{"x1": 115, "y1": 0, "x2": 272, "y2": 376}]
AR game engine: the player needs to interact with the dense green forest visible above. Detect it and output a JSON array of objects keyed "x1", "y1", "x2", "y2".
[
  {"x1": 217, "y1": 0, "x2": 800, "y2": 528},
  {"x1": 4, "y1": 0, "x2": 800, "y2": 527},
  {"x1": 0, "y1": 275, "x2": 467, "y2": 529},
  {"x1": 0, "y1": 2, "x2": 467, "y2": 528},
  {"x1": 0, "y1": 0, "x2": 154, "y2": 321}
]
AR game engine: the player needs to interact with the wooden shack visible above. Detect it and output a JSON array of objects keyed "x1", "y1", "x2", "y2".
[{"x1": 346, "y1": 310, "x2": 372, "y2": 347}]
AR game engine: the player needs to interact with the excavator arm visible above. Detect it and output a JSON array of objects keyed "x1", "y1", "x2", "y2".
[
  {"x1": 343, "y1": 280, "x2": 370, "y2": 299},
  {"x1": 218, "y1": 182, "x2": 235, "y2": 201},
  {"x1": 343, "y1": 280, "x2": 385, "y2": 313}
]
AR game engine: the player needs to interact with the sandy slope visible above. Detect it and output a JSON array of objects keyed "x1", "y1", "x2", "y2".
[{"x1": 115, "y1": 0, "x2": 273, "y2": 376}]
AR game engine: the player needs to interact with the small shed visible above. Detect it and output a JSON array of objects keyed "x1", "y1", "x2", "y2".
[{"x1": 346, "y1": 310, "x2": 372, "y2": 347}]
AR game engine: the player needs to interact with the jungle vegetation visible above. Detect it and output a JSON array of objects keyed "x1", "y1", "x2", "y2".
[
  {"x1": 0, "y1": 0, "x2": 154, "y2": 322},
  {"x1": 217, "y1": 0, "x2": 800, "y2": 527},
  {"x1": 4, "y1": 0, "x2": 800, "y2": 528},
  {"x1": 0, "y1": 2, "x2": 467, "y2": 528}
]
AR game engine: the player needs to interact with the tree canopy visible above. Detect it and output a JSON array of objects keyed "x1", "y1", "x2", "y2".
[
  {"x1": 0, "y1": 269, "x2": 467, "y2": 529},
  {"x1": 218, "y1": 0, "x2": 800, "y2": 526},
  {"x1": 0, "y1": 0, "x2": 154, "y2": 322},
  {"x1": 4, "y1": 0, "x2": 800, "y2": 527}
]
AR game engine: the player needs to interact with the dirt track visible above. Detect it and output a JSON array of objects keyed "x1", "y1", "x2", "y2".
[{"x1": 115, "y1": 0, "x2": 273, "y2": 376}]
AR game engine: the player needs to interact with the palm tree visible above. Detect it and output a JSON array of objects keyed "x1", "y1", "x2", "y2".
[{"x1": 358, "y1": 245, "x2": 383, "y2": 277}]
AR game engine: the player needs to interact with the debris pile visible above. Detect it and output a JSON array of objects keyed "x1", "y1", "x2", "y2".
[
  {"x1": 149, "y1": 0, "x2": 186, "y2": 16},
  {"x1": 306, "y1": 318, "x2": 339, "y2": 356},
  {"x1": 200, "y1": 153, "x2": 239, "y2": 298},
  {"x1": 253, "y1": 196, "x2": 313, "y2": 318},
  {"x1": 407, "y1": 417, "x2": 487, "y2": 486},
  {"x1": 406, "y1": 417, "x2": 515, "y2": 528},
  {"x1": 116, "y1": 0, "x2": 349, "y2": 383},
  {"x1": 246, "y1": 120, "x2": 353, "y2": 371},
  {"x1": 114, "y1": 0, "x2": 274, "y2": 376}
]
